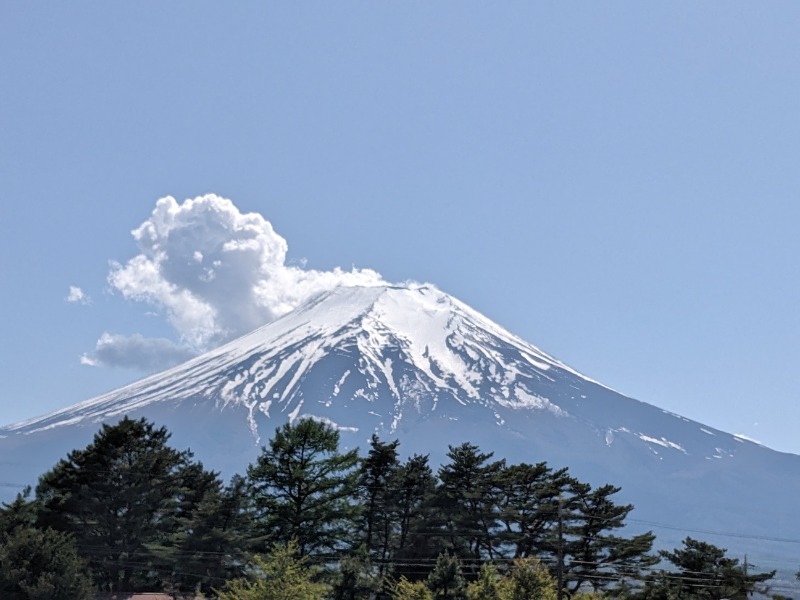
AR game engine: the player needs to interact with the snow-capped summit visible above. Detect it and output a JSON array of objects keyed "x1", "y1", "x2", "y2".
[
  {"x1": 5, "y1": 284, "x2": 580, "y2": 440},
  {"x1": 2, "y1": 284, "x2": 800, "y2": 558}
]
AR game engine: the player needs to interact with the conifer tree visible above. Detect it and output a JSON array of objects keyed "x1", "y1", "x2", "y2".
[
  {"x1": 215, "y1": 539, "x2": 330, "y2": 600},
  {"x1": 427, "y1": 551, "x2": 468, "y2": 600},
  {"x1": 466, "y1": 562, "x2": 503, "y2": 600},
  {"x1": 500, "y1": 557, "x2": 558, "y2": 600},
  {"x1": 392, "y1": 454, "x2": 444, "y2": 580},
  {"x1": 390, "y1": 576, "x2": 434, "y2": 600},
  {"x1": 358, "y1": 435, "x2": 400, "y2": 569},
  {"x1": 561, "y1": 482, "x2": 656, "y2": 593},
  {"x1": 465, "y1": 559, "x2": 559, "y2": 600},
  {"x1": 437, "y1": 443, "x2": 505, "y2": 564},
  {"x1": 35, "y1": 417, "x2": 215, "y2": 592},
  {"x1": 330, "y1": 545, "x2": 381, "y2": 600},
  {"x1": 641, "y1": 537, "x2": 774, "y2": 600},
  {"x1": 246, "y1": 418, "x2": 360, "y2": 556},
  {"x1": 149, "y1": 473, "x2": 250, "y2": 595},
  {"x1": 496, "y1": 462, "x2": 572, "y2": 559},
  {"x1": 0, "y1": 525, "x2": 93, "y2": 600},
  {"x1": 0, "y1": 489, "x2": 36, "y2": 534}
]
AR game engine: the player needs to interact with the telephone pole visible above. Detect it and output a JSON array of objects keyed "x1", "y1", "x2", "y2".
[{"x1": 557, "y1": 495, "x2": 564, "y2": 600}]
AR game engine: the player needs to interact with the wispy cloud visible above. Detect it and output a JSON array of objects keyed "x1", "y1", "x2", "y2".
[
  {"x1": 66, "y1": 286, "x2": 91, "y2": 305},
  {"x1": 81, "y1": 332, "x2": 197, "y2": 370}
]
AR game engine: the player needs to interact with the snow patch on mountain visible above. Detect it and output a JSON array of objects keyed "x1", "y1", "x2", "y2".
[
  {"x1": 300, "y1": 414, "x2": 359, "y2": 433},
  {"x1": 734, "y1": 433, "x2": 762, "y2": 445},
  {"x1": 637, "y1": 434, "x2": 687, "y2": 454}
]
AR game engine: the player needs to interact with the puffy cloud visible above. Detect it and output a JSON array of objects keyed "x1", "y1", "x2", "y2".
[
  {"x1": 66, "y1": 286, "x2": 91, "y2": 305},
  {"x1": 81, "y1": 332, "x2": 198, "y2": 370},
  {"x1": 96, "y1": 194, "x2": 384, "y2": 364}
]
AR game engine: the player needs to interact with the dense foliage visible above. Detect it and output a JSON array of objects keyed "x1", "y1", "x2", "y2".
[{"x1": 0, "y1": 416, "x2": 775, "y2": 599}]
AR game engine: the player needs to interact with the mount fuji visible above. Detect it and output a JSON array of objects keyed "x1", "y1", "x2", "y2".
[{"x1": 2, "y1": 284, "x2": 800, "y2": 558}]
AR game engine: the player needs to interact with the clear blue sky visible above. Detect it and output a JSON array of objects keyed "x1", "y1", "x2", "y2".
[{"x1": 2, "y1": 3, "x2": 799, "y2": 453}]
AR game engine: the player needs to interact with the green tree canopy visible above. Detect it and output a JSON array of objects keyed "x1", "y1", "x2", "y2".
[
  {"x1": 392, "y1": 453, "x2": 441, "y2": 580},
  {"x1": 500, "y1": 557, "x2": 558, "y2": 600},
  {"x1": 466, "y1": 562, "x2": 503, "y2": 600},
  {"x1": 496, "y1": 462, "x2": 572, "y2": 559},
  {"x1": 358, "y1": 435, "x2": 400, "y2": 569},
  {"x1": 246, "y1": 418, "x2": 361, "y2": 556},
  {"x1": 390, "y1": 576, "x2": 434, "y2": 600},
  {"x1": 0, "y1": 526, "x2": 92, "y2": 600},
  {"x1": 641, "y1": 537, "x2": 774, "y2": 600},
  {"x1": 427, "y1": 551, "x2": 468, "y2": 600},
  {"x1": 35, "y1": 417, "x2": 220, "y2": 593},
  {"x1": 147, "y1": 472, "x2": 250, "y2": 595},
  {"x1": 215, "y1": 539, "x2": 329, "y2": 600},
  {"x1": 437, "y1": 443, "x2": 505, "y2": 564},
  {"x1": 561, "y1": 482, "x2": 657, "y2": 593}
]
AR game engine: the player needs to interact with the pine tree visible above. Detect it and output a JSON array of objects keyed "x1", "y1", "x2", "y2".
[
  {"x1": 427, "y1": 551, "x2": 468, "y2": 600},
  {"x1": 500, "y1": 557, "x2": 558, "y2": 600},
  {"x1": 561, "y1": 482, "x2": 657, "y2": 593},
  {"x1": 35, "y1": 417, "x2": 216, "y2": 592},
  {"x1": 466, "y1": 562, "x2": 503, "y2": 600},
  {"x1": 246, "y1": 418, "x2": 360, "y2": 556},
  {"x1": 437, "y1": 443, "x2": 505, "y2": 564},
  {"x1": 392, "y1": 454, "x2": 443, "y2": 581},
  {"x1": 330, "y1": 545, "x2": 381, "y2": 600},
  {"x1": 0, "y1": 489, "x2": 36, "y2": 534},
  {"x1": 149, "y1": 473, "x2": 250, "y2": 595},
  {"x1": 358, "y1": 435, "x2": 400, "y2": 571},
  {"x1": 215, "y1": 539, "x2": 330, "y2": 600},
  {"x1": 496, "y1": 462, "x2": 572, "y2": 559},
  {"x1": 390, "y1": 576, "x2": 434, "y2": 600},
  {"x1": 643, "y1": 537, "x2": 775, "y2": 600},
  {"x1": 0, "y1": 526, "x2": 93, "y2": 600}
]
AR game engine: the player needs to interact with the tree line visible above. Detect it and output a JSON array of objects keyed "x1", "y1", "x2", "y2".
[{"x1": 0, "y1": 416, "x2": 777, "y2": 599}]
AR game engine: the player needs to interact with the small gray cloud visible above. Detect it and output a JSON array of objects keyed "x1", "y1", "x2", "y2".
[
  {"x1": 66, "y1": 286, "x2": 91, "y2": 305},
  {"x1": 81, "y1": 332, "x2": 197, "y2": 371}
]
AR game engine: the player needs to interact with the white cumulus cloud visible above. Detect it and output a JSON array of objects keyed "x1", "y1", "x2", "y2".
[
  {"x1": 66, "y1": 286, "x2": 91, "y2": 305},
  {"x1": 88, "y1": 193, "x2": 384, "y2": 369}
]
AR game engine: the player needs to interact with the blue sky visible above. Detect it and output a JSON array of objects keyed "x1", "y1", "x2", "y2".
[{"x1": 2, "y1": 3, "x2": 800, "y2": 453}]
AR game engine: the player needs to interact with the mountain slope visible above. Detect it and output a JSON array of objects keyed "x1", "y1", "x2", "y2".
[{"x1": 2, "y1": 284, "x2": 799, "y2": 557}]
